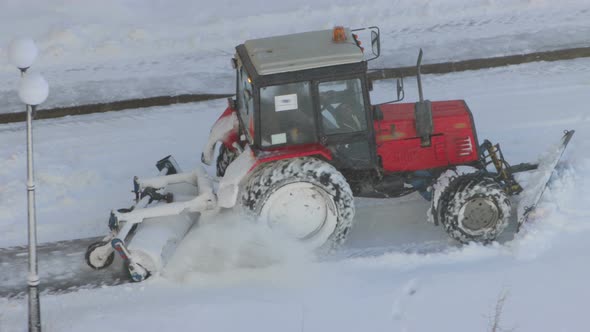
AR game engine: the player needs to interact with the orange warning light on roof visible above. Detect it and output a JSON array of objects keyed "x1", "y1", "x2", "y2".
[
  {"x1": 332, "y1": 26, "x2": 347, "y2": 42},
  {"x1": 352, "y1": 33, "x2": 364, "y2": 52}
]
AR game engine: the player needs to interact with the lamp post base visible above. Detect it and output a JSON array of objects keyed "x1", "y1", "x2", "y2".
[{"x1": 28, "y1": 284, "x2": 41, "y2": 332}]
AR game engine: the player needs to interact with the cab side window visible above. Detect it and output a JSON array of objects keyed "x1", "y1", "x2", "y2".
[
  {"x1": 319, "y1": 79, "x2": 367, "y2": 135},
  {"x1": 259, "y1": 82, "x2": 316, "y2": 147}
]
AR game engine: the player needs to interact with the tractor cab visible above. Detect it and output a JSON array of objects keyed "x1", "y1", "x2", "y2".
[{"x1": 232, "y1": 27, "x2": 382, "y2": 171}]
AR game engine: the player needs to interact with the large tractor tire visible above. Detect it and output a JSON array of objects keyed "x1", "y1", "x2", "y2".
[
  {"x1": 216, "y1": 144, "x2": 238, "y2": 177},
  {"x1": 241, "y1": 157, "x2": 355, "y2": 250},
  {"x1": 433, "y1": 173, "x2": 511, "y2": 244}
]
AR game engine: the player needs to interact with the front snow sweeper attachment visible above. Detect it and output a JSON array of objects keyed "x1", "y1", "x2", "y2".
[{"x1": 85, "y1": 156, "x2": 217, "y2": 282}]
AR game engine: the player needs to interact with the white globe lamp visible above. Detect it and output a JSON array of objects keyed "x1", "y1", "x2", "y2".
[
  {"x1": 8, "y1": 38, "x2": 38, "y2": 71},
  {"x1": 19, "y1": 72, "x2": 49, "y2": 106}
]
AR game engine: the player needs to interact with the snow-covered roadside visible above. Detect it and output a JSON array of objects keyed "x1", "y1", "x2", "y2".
[
  {"x1": 0, "y1": 101, "x2": 221, "y2": 247},
  {"x1": 2, "y1": 185, "x2": 590, "y2": 332},
  {"x1": 1, "y1": 0, "x2": 589, "y2": 113}
]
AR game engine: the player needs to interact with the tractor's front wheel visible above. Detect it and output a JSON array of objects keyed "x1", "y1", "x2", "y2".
[
  {"x1": 241, "y1": 157, "x2": 355, "y2": 250},
  {"x1": 436, "y1": 173, "x2": 511, "y2": 244}
]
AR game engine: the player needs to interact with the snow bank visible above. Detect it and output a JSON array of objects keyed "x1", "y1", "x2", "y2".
[{"x1": 0, "y1": 101, "x2": 221, "y2": 247}]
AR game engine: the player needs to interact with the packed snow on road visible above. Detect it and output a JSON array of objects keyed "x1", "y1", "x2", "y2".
[{"x1": 1, "y1": 1, "x2": 590, "y2": 331}]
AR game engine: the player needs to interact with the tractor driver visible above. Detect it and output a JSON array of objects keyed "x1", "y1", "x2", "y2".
[
  {"x1": 320, "y1": 99, "x2": 366, "y2": 133},
  {"x1": 319, "y1": 79, "x2": 367, "y2": 134},
  {"x1": 333, "y1": 101, "x2": 366, "y2": 132}
]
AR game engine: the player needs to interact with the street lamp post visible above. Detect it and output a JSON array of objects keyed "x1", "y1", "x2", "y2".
[{"x1": 9, "y1": 38, "x2": 49, "y2": 332}]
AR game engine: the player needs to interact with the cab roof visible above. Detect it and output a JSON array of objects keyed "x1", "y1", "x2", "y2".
[{"x1": 242, "y1": 28, "x2": 365, "y2": 76}]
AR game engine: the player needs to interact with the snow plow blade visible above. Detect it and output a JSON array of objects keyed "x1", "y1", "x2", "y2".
[{"x1": 516, "y1": 130, "x2": 575, "y2": 231}]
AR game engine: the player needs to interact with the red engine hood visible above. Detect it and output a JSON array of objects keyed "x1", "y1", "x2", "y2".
[
  {"x1": 376, "y1": 100, "x2": 475, "y2": 141},
  {"x1": 374, "y1": 100, "x2": 480, "y2": 172}
]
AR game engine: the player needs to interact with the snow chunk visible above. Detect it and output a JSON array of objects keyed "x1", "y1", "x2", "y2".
[{"x1": 164, "y1": 210, "x2": 314, "y2": 284}]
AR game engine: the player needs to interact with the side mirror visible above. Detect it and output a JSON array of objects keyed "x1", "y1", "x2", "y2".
[
  {"x1": 373, "y1": 77, "x2": 405, "y2": 106},
  {"x1": 396, "y1": 78, "x2": 404, "y2": 101},
  {"x1": 371, "y1": 30, "x2": 380, "y2": 58}
]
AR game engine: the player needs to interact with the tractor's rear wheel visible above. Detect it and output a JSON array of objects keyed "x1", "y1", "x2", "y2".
[
  {"x1": 436, "y1": 173, "x2": 511, "y2": 244},
  {"x1": 240, "y1": 157, "x2": 355, "y2": 250},
  {"x1": 216, "y1": 144, "x2": 238, "y2": 177}
]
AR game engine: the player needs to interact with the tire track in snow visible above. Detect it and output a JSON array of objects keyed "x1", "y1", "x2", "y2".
[{"x1": 0, "y1": 237, "x2": 130, "y2": 299}]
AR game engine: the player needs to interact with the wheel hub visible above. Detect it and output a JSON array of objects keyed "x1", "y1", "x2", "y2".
[
  {"x1": 86, "y1": 241, "x2": 114, "y2": 270},
  {"x1": 459, "y1": 197, "x2": 499, "y2": 234},
  {"x1": 261, "y1": 182, "x2": 337, "y2": 246}
]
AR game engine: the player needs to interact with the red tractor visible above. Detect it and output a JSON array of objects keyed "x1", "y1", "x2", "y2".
[
  {"x1": 87, "y1": 26, "x2": 573, "y2": 281},
  {"x1": 202, "y1": 26, "x2": 532, "y2": 246}
]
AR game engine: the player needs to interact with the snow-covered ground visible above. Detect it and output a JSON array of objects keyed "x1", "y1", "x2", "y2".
[
  {"x1": 1, "y1": 0, "x2": 589, "y2": 113},
  {"x1": 2, "y1": 1, "x2": 590, "y2": 331}
]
